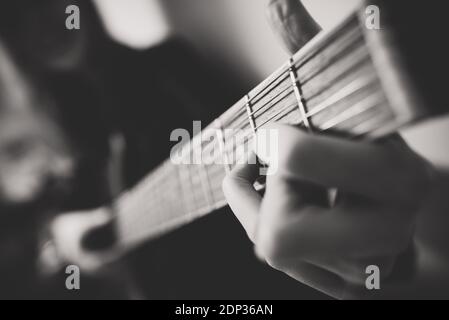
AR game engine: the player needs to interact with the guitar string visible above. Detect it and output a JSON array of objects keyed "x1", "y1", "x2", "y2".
[
  {"x1": 119, "y1": 92, "x2": 391, "y2": 238},
  {"x1": 119, "y1": 79, "x2": 377, "y2": 223},
  {"x1": 166, "y1": 23, "x2": 365, "y2": 161},
  {"x1": 118, "y1": 19, "x2": 392, "y2": 240},
  {"x1": 118, "y1": 57, "x2": 384, "y2": 229},
  {"x1": 222, "y1": 59, "x2": 375, "y2": 158},
  {"x1": 221, "y1": 41, "x2": 370, "y2": 150},
  {"x1": 219, "y1": 18, "x2": 362, "y2": 129},
  {"x1": 119, "y1": 78, "x2": 386, "y2": 234}
]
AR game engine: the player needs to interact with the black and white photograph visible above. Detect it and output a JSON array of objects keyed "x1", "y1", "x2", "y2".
[{"x1": 0, "y1": 0, "x2": 449, "y2": 304}]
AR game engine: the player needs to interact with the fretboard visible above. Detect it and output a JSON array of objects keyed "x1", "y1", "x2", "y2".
[{"x1": 115, "y1": 10, "x2": 428, "y2": 250}]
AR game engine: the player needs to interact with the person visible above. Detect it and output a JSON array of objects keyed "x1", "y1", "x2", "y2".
[
  {"x1": 2, "y1": 0, "x2": 295, "y2": 299},
  {"x1": 224, "y1": 0, "x2": 449, "y2": 299}
]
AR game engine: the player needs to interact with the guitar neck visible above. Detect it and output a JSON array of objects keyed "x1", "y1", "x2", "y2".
[{"x1": 114, "y1": 8, "x2": 438, "y2": 251}]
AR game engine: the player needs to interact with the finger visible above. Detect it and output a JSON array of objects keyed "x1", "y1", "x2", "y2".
[
  {"x1": 275, "y1": 259, "x2": 346, "y2": 299},
  {"x1": 266, "y1": 0, "x2": 321, "y2": 54},
  {"x1": 223, "y1": 153, "x2": 262, "y2": 242},
  {"x1": 255, "y1": 124, "x2": 428, "y2": 204},
  {"x1": 256, "y1": 196, "x2": 413, "y2": 263}
]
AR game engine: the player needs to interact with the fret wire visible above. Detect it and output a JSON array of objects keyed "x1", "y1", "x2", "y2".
[
  {"x1": 214, "y1": 119, "x2": 232, "y2": 173},
  {"x1": 120, "y1": 161, "x2": 169, "y2": 218},
  {"x1": 289, "y1": 58, "x2": 312, "y2": 131},
  {"x1": 198, "y1": 129, "x2": 220, "y2": 165},
  {"x1": 207, "y1": 165, "x2": 224, "y2": 209},
  {"x1": 249, "y1": 72, "x2": 290, "y2": 107},
  {"x1": 251, "y1": 13, "x2": 359, "y2": 108},
  {"x1": 222, "y1": 73, "x2": 376, "y2": 161},
  {"x1": 223, "y1": 36, "x2": 368, "y2": 134},
  {"x1": 222, "y1": 127, "x2": 253, "y2": 158},
  {"x1": 223, "y1": 47, "x2": 370, "y2": 145},
  {"x1": 295, "y1": 25, "x2": 364, "y2": 85},
  {"x1": 225, "y1": 90, "x2": 385, "y2": 170},
  {"x1": 303, "y1": 54, "x2": 371, "y2": 110},
  {"x1": 197, "y1": 164, "x2": 214, "y2": 209},
  {"x1": 229, "y1": 87, "x2": 293, "y2": 134},
  {"x1": 221, "y1": 100, "x2": 248, "y2": 128},
  {"x1": 224, "y1": 69, "x2": 381, "y2": 158},
  {"x1": 119, "y1": 15, "x2": 412, "y2": 246},
  {"x1": 254, "y1": 103, "x2": 300, "y2": 131},
  {"x1": 121, "y1": 94, "x2": 393, "y2": 245},
  {"x1": 292, "y1": 12, "x2": 359, "y2": 71},
  {"x1": 221, "y1": 69, "x2": 290, "y2": 128},
  {"x1": 245, "y1": 42, "x2": 354, "y2": 124},
  {"x1": 225, "y1": 43, "x2": 339, "y2": 129},
  {"x1": 249, "y1": 86, "x2": 293, "y2": 117},
  {"x1": 220, "y1": 15, "x2": 360, "y2": 131},
  {"x1": 223, "y1": 86, "x2": 294, "y2": 140},
  {"x1": 177, "y1": 145, "x2": 197, "y2": 217},
  {"x1": 249, "y1": 24, "x2": 357, "y2": 116},
  {"x1": 199, "y1": 132, "x2": 235, "y2": 174},
  {"x1": 123, "y1": 167, "x2": 180, "y2": 233},
  {"x1": 238, "y1": 44, "x2": 364, "y2": 131},
  {"x1": 245, "y1": 95, "x2": 257, "y2": 134},
  {"x1": 227, "y1": 58, "x2": 374, "y2": 147},
  {"x1": 224, "y1": 71, "x2": 376, "y2": 157}
]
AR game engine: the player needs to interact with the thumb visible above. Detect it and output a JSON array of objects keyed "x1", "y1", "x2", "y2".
[{"x1": 266, "y1": 0, "x2": 321, "y2": 54}]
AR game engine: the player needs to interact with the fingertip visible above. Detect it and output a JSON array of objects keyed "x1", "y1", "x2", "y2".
[
  {"x1": 255, "y1": 124, "x2": 314, "y2": 174},
  {"x1": 265, "y1": 0, "x2": 321, "y2": 53}
]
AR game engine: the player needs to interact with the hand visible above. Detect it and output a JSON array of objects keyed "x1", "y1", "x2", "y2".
[
  {"x1": 266, "y1": 0, "x2": 321, "y2": 53},
  {"x1": 223, "y1": 125, "x2": 435, "y2": 298},
  {"x1": 47, "y1": 208, "x2": 119, "y2": 274}
]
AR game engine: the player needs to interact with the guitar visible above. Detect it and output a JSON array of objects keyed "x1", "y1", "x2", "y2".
[
  {"x1": 100, "y1": 1, "x2": 448, "y2": 258},
  {"x1": 11, "y1": 1, "x2": 442, "y2": 298}
]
